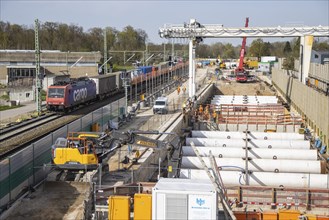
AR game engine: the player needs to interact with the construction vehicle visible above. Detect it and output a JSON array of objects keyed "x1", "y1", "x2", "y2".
[
  {"x1": 235, "y1": 17, "x2": 249, "y2": 83},
  {"x1": 52, "y1": 130, "x2": 174, "y2": 171},
  {"x1": 244, "y1": 57, "x2": 258, "y2": 69},
  {"x1": 217, "y1": 55, "x2": 226, "y2": 69}
]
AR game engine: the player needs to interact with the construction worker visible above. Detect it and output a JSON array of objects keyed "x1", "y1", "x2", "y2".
[
  {"x1": 182, "y1": 86, "x2": 186, "y2": 94},
  {"x1": 212, "y1": 110, "x2": 217, "y2": 123},
  {"x1": 198, "y1": 105, "x2": 203, "y2": 115},
  {"x1": 177, "y1": 86, "x2": 181, "y2": 95},
  {"x1": 135, "y1": 149, "x2": 140, "y2": 159}
]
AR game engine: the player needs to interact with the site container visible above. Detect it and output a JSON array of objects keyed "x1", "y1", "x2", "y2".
[
  {"x1": 108, "y1": 196, "x2": 130, "y2": 220},
  {"x1": 278, "y1": 210, "x2": 301, "y2": 220},
  {"x1": 317, "y1": 216, "x2": 329, "y2": 220},
  {"x1": 233, "y1": 211, "x2": 260, "y2": 220},
  {"x1": 134, "y1": 193, "x2": 152, "y2": 220},
  {"x1": 152, "y1": 178, "x2": 217, "y2": 220},
  {"x1": 262, "y1": 211, "x2": 278, "y2": 220}
]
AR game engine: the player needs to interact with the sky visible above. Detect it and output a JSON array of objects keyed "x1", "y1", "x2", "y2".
[{"x1": 1, "y1": 0, "x2": 328, "y2": 46}]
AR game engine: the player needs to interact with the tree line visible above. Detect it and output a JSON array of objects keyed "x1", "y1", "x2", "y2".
[{"x1": 1, "y1": 21, "x2": 328, "y2": 66}]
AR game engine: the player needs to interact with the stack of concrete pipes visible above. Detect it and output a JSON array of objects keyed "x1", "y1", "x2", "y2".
[
  {"x1": 210, "y1": 95, "x2": 278, "y2": 105},
  {"x1": 180, "y1": 131, "x2": 329, "y2": 189}
]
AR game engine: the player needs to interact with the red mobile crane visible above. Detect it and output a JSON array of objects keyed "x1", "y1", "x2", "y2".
[{"x1": 235, "y1": 17, "x2": 249, "y2": 83}]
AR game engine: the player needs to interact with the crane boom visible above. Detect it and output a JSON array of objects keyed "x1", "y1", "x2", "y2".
[
  {"x1": 236, "y1": 17, "x2": 249, "y2": 83},
  {"x1": 238, "y1": 17, "x2": 249, "y2": 70}
]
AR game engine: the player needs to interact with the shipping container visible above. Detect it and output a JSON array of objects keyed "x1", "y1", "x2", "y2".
[
  {"x1": 139, "y1": 66, "x2": 153, "y2": 74},
  {"x1": 278, "y1": 209, "x2": 301, "y2": 220},
  {"x1": 152, "y1": 178, "x2": 218, "y2": 220},
  {"x1": 304, "y1": 214, "x2": 317, "y2": 220},
  {"x1": 108, "y1": 196, "x2": 130, "y2": 220},
  {"x1": 134, "y1": 193, "x2": 152, "y2": 220},
  {"x1": 233, "y1": 211, "x2": 261, "y2": 220},
  {"x1": 90, "y1": 74, "x2": 117, "y2": 98},
  {"x1": 262, "y1": 211, "x2": 278, "y2": 220},
  {"x1": 317, "y1": 216, "x2": 329, "y2": 220},
  {"x1": 109, "y1": 71, "x2": 123, "y2": 90},
  {"x1": 261, "y1": 56, "x2": 277, "y2": 63}
]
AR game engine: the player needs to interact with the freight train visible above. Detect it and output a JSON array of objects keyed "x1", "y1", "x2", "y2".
[{"x1": 46, "y1": 62, "x2": 187, "y2": 112}]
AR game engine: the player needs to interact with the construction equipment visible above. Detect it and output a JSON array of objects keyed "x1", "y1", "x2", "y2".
[
  {"x1": 235, "y1": 17, "x2": 249, "y2": 83},
  {"x1": 52, "y1": 130, "x2": 174, "y2": 171},
  {"x1": 217, "y1": 55, "x2": 226, "y2": 69}
]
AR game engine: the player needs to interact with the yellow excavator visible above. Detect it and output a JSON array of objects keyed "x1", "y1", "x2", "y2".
[{"x1": 52, "y1": 130, "x2": 174, "y2": 171}]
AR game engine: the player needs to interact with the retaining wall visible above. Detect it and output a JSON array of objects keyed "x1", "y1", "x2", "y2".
[{"x1": 272, "y1": 68, "x2": 329, "y2": 148}]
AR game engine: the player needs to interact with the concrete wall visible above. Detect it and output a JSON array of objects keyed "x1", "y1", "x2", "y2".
[{"x1": 272, "y1": 68, "x2": 329, "y2": 147}]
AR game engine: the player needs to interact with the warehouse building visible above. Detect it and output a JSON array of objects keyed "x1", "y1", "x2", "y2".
[{"x1": 0, "y1": 50, "x2": 102, "y2": 89}]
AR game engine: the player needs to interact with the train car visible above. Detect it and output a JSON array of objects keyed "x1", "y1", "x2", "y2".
[
  {"x1": 110, "y1": 71, "x2": 123, "y2": 90},
  {"x1": 89, "y1": 74, "x2": 117, "y2": 99},
  {"x1": 46, "y1": 77, "x2": 97, "y2": 111},
  {"x1": 138, "y1": 66, "x2": 152, "y2": 75}
]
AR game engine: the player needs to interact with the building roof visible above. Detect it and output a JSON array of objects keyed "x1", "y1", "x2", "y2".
[
  {"x1": 153, "y1": 178, "x2": 214, "y2": 192},
  {"x1": 0, "y1": 50, "x2": 102, "y2": 63},
  {"x1": 312, "y1": 50, "x2": 329, "y2": 55}
]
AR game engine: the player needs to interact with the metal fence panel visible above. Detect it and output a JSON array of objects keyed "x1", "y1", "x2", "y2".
[
  {"x1": 52, "y1": 125, "x2": 68, "y2": 140},
  {"x1": 0, "y1": 159, "x2": 10, "y2": 204},
  {"x1": 34, "y1": 134, "x2": 52, "y2": 158},
  {"x1": 82, "y1": 114, "x2": 92, "y2": 131},
  {"x1": 68, "y1": 119, "x2": 82, "y2": 133},
  {"x1": 10, "y1": 147, "x2": 33, "y2": 173}
]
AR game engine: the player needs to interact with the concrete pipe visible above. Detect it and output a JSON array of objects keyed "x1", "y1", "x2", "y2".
[
  {"x1": 186, "y1": 138, "x2": 310, "y2": 149},
  {"x1": 191, "y1": 131, "x2": 305, "y2": 140},
  {"x1": 182, "y1": 146, "x2": 318, "y2": 160},
  {"x1": 179, "y1": 169, "x2": 329, "y2": 189},
  {"x1": 180, "y1": 157, "x2": 323, "y2": 174}
]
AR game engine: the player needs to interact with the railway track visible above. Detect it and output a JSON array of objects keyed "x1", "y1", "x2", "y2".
[{"x1": 0, "y1": 113, "x2": 60, "y2": 142}]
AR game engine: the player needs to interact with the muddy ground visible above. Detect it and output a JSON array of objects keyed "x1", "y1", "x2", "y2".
[{"x1": 4, "y1": 181, "x2": 90, "y2": 220}]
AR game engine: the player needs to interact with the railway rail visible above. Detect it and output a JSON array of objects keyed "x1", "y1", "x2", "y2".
[{"x1": 0, "y1": 113, "x2": 60, "y2": 143}]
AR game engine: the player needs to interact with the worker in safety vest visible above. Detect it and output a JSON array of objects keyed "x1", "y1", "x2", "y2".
[
  {"x1": 135, "y1": 149, "x2": 140, "y2": 159},
  {"x1": 198, "y1": 105, "x2": 203, "y2": 114},
  {"x1": 177, "y1": 86, "x2": 181, "y2": 95},
  {"x1": 212, "y1": 110, "x2": 217, "y2": 123},
  {"x1": 182, "y1": 86, "x2": 186, "y2": 94}
]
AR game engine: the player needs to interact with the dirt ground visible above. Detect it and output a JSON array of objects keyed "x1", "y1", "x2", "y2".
[
  {"x1": 215, "y1": 79, "x2": 276, "y2": 96},
  {"x1": 4, "y1": 181, "x2": 91, "y2": 220}
]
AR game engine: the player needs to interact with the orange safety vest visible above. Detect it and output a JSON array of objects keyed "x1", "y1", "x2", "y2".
[
  {"x1": 212, "y1": 111, "x2": 217, "y2": 118},
  {"x1": 199, "y1": 105, "x2": 203, "y2": 113}
]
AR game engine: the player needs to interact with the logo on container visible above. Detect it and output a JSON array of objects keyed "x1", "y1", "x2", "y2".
[
  {"x1": 196, "y1": 198, "x2": 205, "y2": 206},
  {"x1": 73, "y1": 88, "x2": 87, "y2": 102}
]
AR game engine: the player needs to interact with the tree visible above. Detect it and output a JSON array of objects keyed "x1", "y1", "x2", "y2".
[
  {"x1": 313, "y1": 39, "x2": 329, "y2": 51},
  {"x1": 291, "y1": 37, "x2": 300, "y2": 58},
  {"x1": 282, "y1": 56, "x2": 295, "y2": 71},
  {"x1": 222, "y1": 43, "x2": 236, "y2": 59},
  {"x1": 283, "y1": 41, "x2": 292, "y2": 56},
  {"x1": 248, "y1": 38, "x2": 271, "y2": 60}
]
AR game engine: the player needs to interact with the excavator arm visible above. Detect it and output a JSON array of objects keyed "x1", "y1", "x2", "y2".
[{"x1": 109, "y1": 130, "x2": 174, "y2": 152}]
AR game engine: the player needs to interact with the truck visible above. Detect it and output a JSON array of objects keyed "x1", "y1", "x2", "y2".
[{"x1": 153, "y1": 96, "x2": 169, "y2": 114}]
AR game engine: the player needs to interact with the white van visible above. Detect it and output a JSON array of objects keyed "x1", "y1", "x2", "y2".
[{"x1": 153, "y1": 97, "x2": 168, "y2": 114}]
